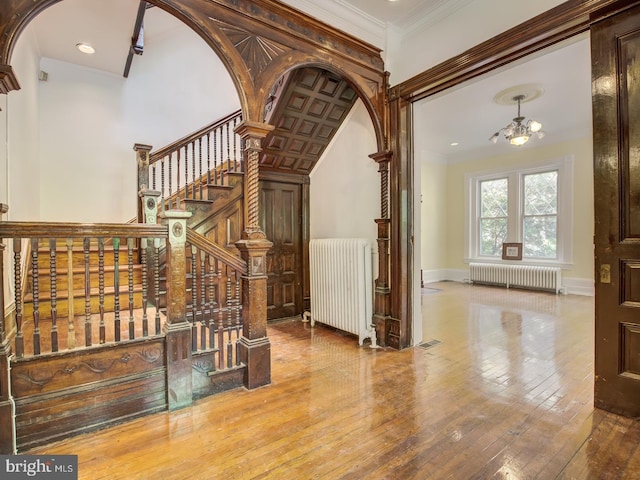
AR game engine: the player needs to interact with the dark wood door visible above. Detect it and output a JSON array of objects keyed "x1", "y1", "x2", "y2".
[
  {"x1": 592, "y1": 4, "x2": 640, "y2": 417},
  {"x1": 260, "y1": 180, "x2": 302, "y2": 320}
]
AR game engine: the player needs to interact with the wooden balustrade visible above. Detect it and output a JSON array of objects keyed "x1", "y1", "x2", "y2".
[
  {"x1": 185, "y1": 228, "x2": 246, "y2": 372},
  {"x1": 0, "y1": 222, "x2": 168, "y2": 358},
  {"x1": 136, "y1": 110, "x2": 243, "y2": 216}
]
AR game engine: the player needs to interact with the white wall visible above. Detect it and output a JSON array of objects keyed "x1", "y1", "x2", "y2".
[
  {"x1": 36, "y1": 8, "x2": 239, "y2": 222},
  {"x1": 310, "y1": 100, "x2": 379, "y2": 243},
  {"x1": 386, "y1": 0, "x2": 566, "y2": 85},
  {"x1": 419, "y1": 153, "x2": 448, "y2": 282},
  {"x1": 2, "y1": 24, "x2": 42, "y2": 316},
  {"x1": 7, "y1": 27, "x2": 42, "y2": 222}
]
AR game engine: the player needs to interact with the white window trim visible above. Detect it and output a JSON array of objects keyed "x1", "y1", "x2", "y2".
[{"x1": 464, "y1": 155, "x2": 574, "y2": 268}]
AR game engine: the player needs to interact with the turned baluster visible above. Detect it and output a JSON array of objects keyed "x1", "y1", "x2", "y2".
[
  {"x1": 128, "y1": 238, "x2": 135, "y2": 340},
  {"x1": 190, "y1": 245, "x2": 197, "y2": 352},
  {"x1": 226, "y1": 122, "x2": 232, "y2": 171},
  {"x1": 213, "y1": 128, "x2": 218, "y2": 185},
  {"x1": 98, "y1": 237, "x2": 105, "y2": 344},
  {"x1": 83, "y1": 237, "x2": 92, "y2": 347},
  {"x1": 49, "y1": 239, "x2": 59, "y2": 353},
  {"x1": 219, "y1": 128, "x2": 225, "y2": 183},
  {"x1": 200, "y1": 250, "x2": 207, "y2": 351},
  {"x1": 168, "y1": 155, "x2": 173, "y2": 209},
  {"x1": 66, "y1": 238, "x2": 76, "y2": 349},
  {"x1": 234, "y1": 272, "x2": 241, "y2": 366},
  {"x1": 154, "y1": 239, "x2": 161, "y2": 334},
  {"x1": 226, "y1": 275, "x2": 233, "y2": 369},
  {"x1": 141, "y1": 238, "x2": 149, "y2": 337},
  {"x1": 13, "y1": 239, "x2": 24, "y2": 358},
  {"x1": 162, "y1": 158, "x2": 168, "y2": 211},
  {"x1": 198, "y1": 138, "x2": 203, "y2": 200},
  {"x1": 30, "y1": 238, "x2": 41, "y2": 355},
  {"x1": 208, "y1": 255, "x2": 215, "y2": 353},
  {"x1": 217, "y1": 269, "x2": 224, "y2": 369},
  {"x1": 113, "y1": 237, "x2": 121, "y2": 342},
  {"x1": 191, "y1": 141, "x2": 196, "y2": 199},
  {"x1": 233, "y1": 116, "x2": 239, "y2": 170},
  {"x1": 178, "y1": 144, "x2": 189, "y2": 200},
  {"x1": 206, "y1": 132, "x2": 211, "y2": 186}
]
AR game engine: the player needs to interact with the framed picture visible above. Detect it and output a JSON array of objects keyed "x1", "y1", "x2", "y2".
[{"x1": 502, "y1": 242, "x2": 523, "y2": 260}]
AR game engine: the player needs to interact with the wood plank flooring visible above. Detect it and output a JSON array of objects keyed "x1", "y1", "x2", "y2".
[{"x1": 26, "y1": 282, "x2": 640, "y2": 479}]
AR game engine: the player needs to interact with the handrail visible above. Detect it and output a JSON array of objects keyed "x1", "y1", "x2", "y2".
[
  {"x1": 186, "y1": 228, "x2": 247, "y2": 275},
  {"x1": 0, "y1": 222, "x2": 168, "y2": 239},
  {"x1": 150, "y1": 109, "x2": 242, "y2": 164}
]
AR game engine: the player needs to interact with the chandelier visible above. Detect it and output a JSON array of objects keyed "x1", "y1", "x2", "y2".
[{"x1": 489, "y1": 94, "x2": 545, "y2": 146}]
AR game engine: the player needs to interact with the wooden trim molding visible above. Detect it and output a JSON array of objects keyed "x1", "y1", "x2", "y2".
[{"x1": 391, "y1": 0, "x2": 632, "y2": 103}]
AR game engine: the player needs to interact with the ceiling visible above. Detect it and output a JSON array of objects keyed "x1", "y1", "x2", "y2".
[{"x1": 24, "y1": 0, "x2": 592, "y2": 163}]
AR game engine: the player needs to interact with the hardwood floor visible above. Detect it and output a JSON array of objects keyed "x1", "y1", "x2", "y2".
[{"x1": 27, "y1": 282, "x2": 640, "y2": 479}]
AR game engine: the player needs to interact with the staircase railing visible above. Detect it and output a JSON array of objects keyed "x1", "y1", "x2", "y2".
[
  {"x1": 0, "y1": 222, "x2": 168, "y2": 358},
  {"x1": 135, "y1": 110, "x2": 243, "y2": 220},
  {"x1": 185, "y1": 228, "x2": 247, "y2": 370}
]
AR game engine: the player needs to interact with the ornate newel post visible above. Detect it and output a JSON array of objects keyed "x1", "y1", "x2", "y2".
[
  {"x1": 0, "y1": 203, "x2": 15, "y2": 453},
  {"x1": 234, "y1": 121, "x2": 274, "y2": 389},
  {"x1": 139, "y1": 189, "x2": 161, "y2": 225},
  {"x1": 160, "y1": 209, "x2": 193, "y2": 410},
  {"x1": 369, "y1": 151, "x2": 395, "y2": 348},
  {"x1": 134, "y1": 144, "x2": 153, "y2": 224}
]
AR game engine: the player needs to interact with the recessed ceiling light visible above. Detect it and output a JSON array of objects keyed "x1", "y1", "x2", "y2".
[
  {"x1": 450, "y1": 142, "x2": 459, "y2": 146},
  {"x1": 76, "y1": 43, "x2": 95, "y2": 54}
]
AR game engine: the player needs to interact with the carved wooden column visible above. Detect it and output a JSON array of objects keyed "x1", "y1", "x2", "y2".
[
  {"x1": 160, "y1": 210, "x2": 193, "y2": 410},
  {"x1": 234, "y1": 121, "x2": 274, "y2": 389},
  {"x1": 369, "y1": 151, "x2": 395, "y2": 348},
  {"x1": 134, "y1": 144, "x2": 153, "y2": 224},
  {"x1": 0, "y1": 203, "x2": 15, "y2": 453}
]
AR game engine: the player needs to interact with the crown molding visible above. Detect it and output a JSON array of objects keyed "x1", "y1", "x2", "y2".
[{"x1": 280, "y1": 0, "x2": 386, "y2": 49}]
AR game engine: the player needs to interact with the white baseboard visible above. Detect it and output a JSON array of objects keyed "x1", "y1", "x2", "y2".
[
  {"x1": 421, "y1": 269, "x2": 467, "y2": 284},
  {"x1": 421, "y1": 269, "x2": 594, "y2": 296},
  {"x1": 562, "y1": 277, "x2": 594, "y2": 296}
]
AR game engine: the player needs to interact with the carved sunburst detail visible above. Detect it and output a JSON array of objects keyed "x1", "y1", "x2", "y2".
[{"x1": 213, "y1": 20, "x2": 290, "y2": 75}]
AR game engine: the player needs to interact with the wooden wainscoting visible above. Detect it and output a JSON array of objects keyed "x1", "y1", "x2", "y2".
[{"x1": 12, "y1": 336, "x2": 166, "y2": 450}]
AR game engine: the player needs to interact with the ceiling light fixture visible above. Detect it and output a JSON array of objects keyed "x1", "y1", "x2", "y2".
[
  {"x1": 489, "y1": 94, "x2": 545, "y2": 146},
  {"x1": 76, "y1": 43, "x2": 95, "y2": 55}
]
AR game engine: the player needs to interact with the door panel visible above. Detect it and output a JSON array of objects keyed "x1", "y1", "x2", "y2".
[
  {"x1": 260, "y1": 180, "x2": 302, "y2": 320},
  {"x1": 592, "y1": 4, "x2": 640, "y2": 416}
]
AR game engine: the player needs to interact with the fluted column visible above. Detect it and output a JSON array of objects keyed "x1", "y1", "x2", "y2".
[
  {"x1": 369, "y1": 151, "x2": 394, "y2": 347},
  {"x1": 234, "y1": 121, "x2": 274, "y2": 389}
]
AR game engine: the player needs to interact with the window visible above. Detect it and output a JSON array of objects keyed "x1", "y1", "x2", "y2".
[
  {"x1": 465, "y1": 157, "x2": 573, "y2": 266},
  {"x1": 479, "y1": 178, "x2": 508, "y2": 256},
  {"x1": 523, "y1": 171, "x2": 557, "y2": 258}
]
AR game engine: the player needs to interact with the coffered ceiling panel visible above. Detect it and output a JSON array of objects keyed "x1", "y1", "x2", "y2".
[{"x1": 260, "y1": 67, "x2": 358, "y2": 176}]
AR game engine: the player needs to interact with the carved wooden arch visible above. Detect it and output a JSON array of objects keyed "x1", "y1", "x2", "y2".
[
  {"x1": 258, "y1": 59, "x2": 385, "y2": 152},
  {"x1": 0, "y1": 0, "x2": 251, "y2": 114},
  {"x1": 0, "y1": 0, "x2": 387, "y2": 135}
]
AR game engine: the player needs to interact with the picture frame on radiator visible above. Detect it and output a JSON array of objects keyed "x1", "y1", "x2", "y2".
[{"x1": 502, "y1": 242, "x2": 523, "y2": 261}]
